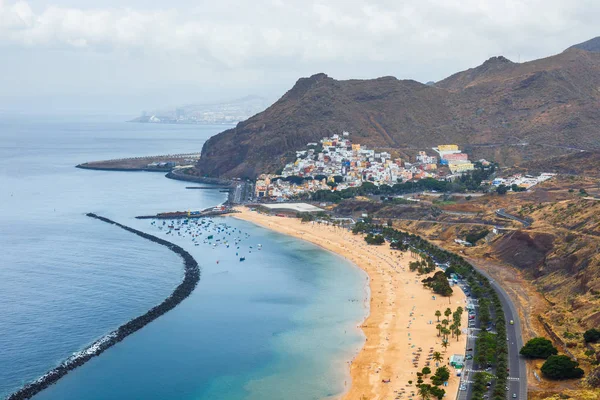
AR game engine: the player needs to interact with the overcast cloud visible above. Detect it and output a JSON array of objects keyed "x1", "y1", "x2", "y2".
[{"x1": 0, "y1": 0, "x2": 599, "y2": 114}]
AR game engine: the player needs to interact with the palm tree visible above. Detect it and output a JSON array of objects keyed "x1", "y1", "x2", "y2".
[
  {"x1": 444, "y1": 308, "x2": 452, "y2": 319},
  {"x1": 450, "y1": 323, "x2": 456, "y2": 338},
  {"x1": 435, "y1": 310, "x2": 441, "y2": 322},
  {"x1": 454, "y1": 327, "x2": 461, "y2": 341},
  {"x1": 441, "y1": 340, "x2": 449, "y2": 353},
  {"x1": 418, "y1": 384, "x2": 430, "y2": 400},
  {"x1": 441, "y1": 319, "x2": 449, "y2": 327},
  {"x1": 432, "y1": 351, "x2": 443, "y2": 363},
  {"x1": 436, "y1": 324, "x2": 442, "y2": 337},
  {"x1": 442, "y1": 328, "x2": 451, "y2": 341}
]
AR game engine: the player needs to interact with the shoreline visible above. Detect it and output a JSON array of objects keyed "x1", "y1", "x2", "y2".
[
  {"x1": 6, "y1": 214, "x2": 201, "y2": 400},
  {"x1": 230, "y1": 207, "x2": 468, "y2": 400}
]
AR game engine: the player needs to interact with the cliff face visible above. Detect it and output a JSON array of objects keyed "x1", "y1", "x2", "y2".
[{"x1": 196, "y1": 46, "x2": 600, "y2": 179}]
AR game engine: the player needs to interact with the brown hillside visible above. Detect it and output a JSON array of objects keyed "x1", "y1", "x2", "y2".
[
  {"x1": 513, "y1": 150, "x2": 600, "y2": 178},
  {"x1": 196, "y1": 47, "x2": 600, "y2": 179}
]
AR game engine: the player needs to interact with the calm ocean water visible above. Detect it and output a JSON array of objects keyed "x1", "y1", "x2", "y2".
[{"x1": 0, "y1": 116, "x2": 367, "y2": 400}]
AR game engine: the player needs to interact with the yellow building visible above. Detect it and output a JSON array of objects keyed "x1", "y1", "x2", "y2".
[
  {"x1": 449, "y1": 162, "x2": 475, "y2": 173},
  {"x1": 438, "y1": 144, "x2": 459, "y2": 152},
  {"x1": 352, "y1": 144, "x2": 361, "y2": 151},
  {"x1": 322, "y1": 141, "x2": 333, "y2": 147}
]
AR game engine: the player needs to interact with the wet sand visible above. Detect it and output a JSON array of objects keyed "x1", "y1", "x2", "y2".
[{"x1": 231, "y1": 207, "x2": 468, "y2": 400}]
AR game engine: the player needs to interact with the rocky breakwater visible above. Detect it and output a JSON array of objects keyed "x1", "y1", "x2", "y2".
[{"x1": 6, "y1": 213, "x2": 200, "y2": 400}]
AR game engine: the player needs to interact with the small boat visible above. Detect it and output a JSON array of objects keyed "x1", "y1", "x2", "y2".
[{"x1": 239, "y1": 257, "x2": 246, "y2": 262}]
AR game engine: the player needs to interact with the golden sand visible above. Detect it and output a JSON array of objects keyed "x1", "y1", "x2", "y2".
[{"x1": 231, "y1": 207, "x2": 468, "y2": 400}]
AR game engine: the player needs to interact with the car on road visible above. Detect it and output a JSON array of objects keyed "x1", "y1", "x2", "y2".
[
  {"x1": 460, "y1": 385, "x2": 467, "y2": 391},
  {"x1": 512, "y1": 394, "x2": 517, "y2": 398},
  {"x1": 465, "y1": 354, "x2": 473, "y2": 360},
  {"x1": 510, "y1": 320, "x2": 514, "y2": 325},
  {"x1": 466, "y1": 348, "x2": 473, "y2": 351}
]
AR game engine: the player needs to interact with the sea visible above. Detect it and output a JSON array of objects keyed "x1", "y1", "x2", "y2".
[{"x1": 0, "y1": 115, "x2": 368, "y2": 400}]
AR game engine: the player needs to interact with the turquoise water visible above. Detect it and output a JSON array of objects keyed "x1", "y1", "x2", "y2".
[{"x1": 0, "y1": 116, "x2": 367, "y2": 400}]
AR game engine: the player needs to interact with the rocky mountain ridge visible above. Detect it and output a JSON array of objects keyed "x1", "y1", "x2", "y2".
[{"x1": 195, "y1": 40, "x2": 600, "y2": 179}]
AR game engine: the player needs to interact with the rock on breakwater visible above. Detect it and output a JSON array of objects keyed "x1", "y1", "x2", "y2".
[{"x1": 6, "y1": 213, "x2": 200, "y2": 400}]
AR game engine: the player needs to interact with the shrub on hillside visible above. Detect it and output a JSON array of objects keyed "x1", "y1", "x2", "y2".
[
  {"x1": 519, "y1": 337, "x2": 558, "y2": 359},
  {"x1": 541, "y1": 355, "x2": 584, "y2": 380},
  {"x1": 584, "y1": 328, "x2": 600, "y2": 343}
]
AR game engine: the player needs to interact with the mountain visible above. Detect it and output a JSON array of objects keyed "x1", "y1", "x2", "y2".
[
  {"x1": 130, "y1": 95, "x2": 271, "y2": 125},
  {"x1": 569, "y1": 36, "x2": 600, "y2": 52},
  {"x1": 195, "y1": 41, "x2": 600, "y2": 179}
]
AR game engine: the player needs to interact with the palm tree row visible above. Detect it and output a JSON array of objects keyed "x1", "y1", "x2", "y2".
[{"x1": 434, "y1": 306, "x2": 465, "y2": 353}]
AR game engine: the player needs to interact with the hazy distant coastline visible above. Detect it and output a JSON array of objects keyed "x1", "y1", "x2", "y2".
[{"x1": 129, "y1": 95, "x2": 270, "y2": 126}]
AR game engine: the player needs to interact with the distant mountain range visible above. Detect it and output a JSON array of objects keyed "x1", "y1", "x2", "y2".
[
  {"x1": 130, "y1": 95, "x2": 271, "y2": 125},
  {"x1": 193, "y1": 37, "x2": 600, "y2": 179}
]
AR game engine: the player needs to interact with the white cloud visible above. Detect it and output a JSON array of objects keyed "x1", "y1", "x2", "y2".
[
  {"x1": 0, "y1": 0, "x2": 594, "y2": 66},
  {"x1": 0, "y1": 0, "x2": 598, "y2": 112}
]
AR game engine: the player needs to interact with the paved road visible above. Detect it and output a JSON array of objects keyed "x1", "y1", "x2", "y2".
[
  {"x1": 495, "y1": 209, "x2": 531, "y2": 228},
  {"x1": 475, "y1": 269, "x2": 527, "y2": 400}
]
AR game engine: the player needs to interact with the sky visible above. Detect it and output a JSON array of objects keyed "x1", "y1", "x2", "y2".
[{"x1": 0, "y1": 0, "x2": 599, "y2": 115}]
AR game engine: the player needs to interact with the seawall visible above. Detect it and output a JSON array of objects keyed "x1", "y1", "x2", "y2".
[
  {"x1": 165, "y1": 169, "x2": 231, "y2": 186},
  {"x1": 6, "y1": 213, "x2": 200, "y2": 400}
]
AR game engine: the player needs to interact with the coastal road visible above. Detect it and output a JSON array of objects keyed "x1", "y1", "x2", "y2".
[{"x1": 474, "y1": 268, "x2": 527, "y2": 400}]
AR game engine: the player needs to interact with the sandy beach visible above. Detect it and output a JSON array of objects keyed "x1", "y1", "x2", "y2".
[{"x1": 231, "y1": 207, "x2": 468, "y2": 400}]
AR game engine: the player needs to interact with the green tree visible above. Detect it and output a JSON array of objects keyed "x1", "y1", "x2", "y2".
[
  {"x1": 441, "y1": 340, "x2": 449, "y2": 352},
  {"x1": 496, "y1": 184, "x2": 508, "y2": 195},
  {"x1": 584, "y1": 328, "x2": 600, "y2": 343},
  {"x1": 454, "y1": 327, "x2": 461, "y2": 341},
  {"x1": 431, "y1": 366, "x2": 450, "y2": 385},
  {"x1": 435, "y1": 310, "x2": 442, "y2": 322},
  {"x1": 422, "y1": 366, "x2": 431, "y2": 376},
  {"x1": 432, "y1": 352, "x2": 443, "y2": 364},
  {"x1": 444, "y1": 308, "x2": 452, "y2": 319},
  {"x1": 519, "y1": 337, "x2": 558, "y2": 359},
  {"x1": 442, "y1": 328, "x2": 451, "y2": 341},
  {"x1": 541, "y1": 355, "x2": 585, "y2": 380},
  {"x1": 364, "y1": 233, "x2": 385, "y2": 245},
  {"x1": 417, "y1": 384, "x2": 430, "y2": 400},
  {"x1": 429, "y1": 386, "x2": 445, "y2": 400}
]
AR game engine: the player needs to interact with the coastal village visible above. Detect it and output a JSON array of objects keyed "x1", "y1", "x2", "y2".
[{"x1": 254, "y1": 132, "x2": 552, "y2": 201}]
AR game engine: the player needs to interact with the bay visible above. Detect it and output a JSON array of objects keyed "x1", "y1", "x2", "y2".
[{"x1": 0, "y1": 116, "x2": 367, "y2": 400}]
